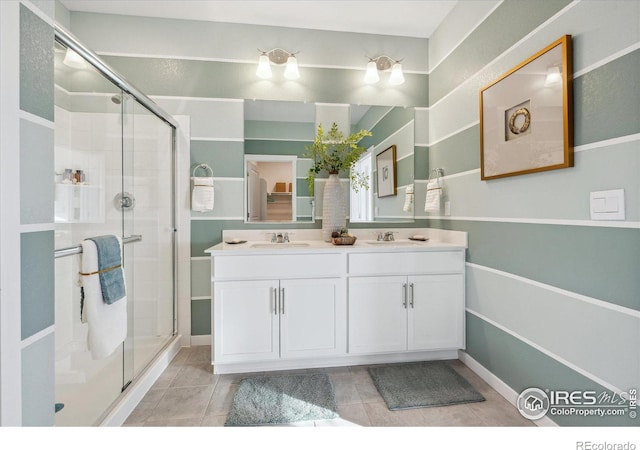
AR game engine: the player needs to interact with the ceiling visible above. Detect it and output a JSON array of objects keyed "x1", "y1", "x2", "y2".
[{"x1": 60, "y1": 1, "x2": 458, "y2": 39}]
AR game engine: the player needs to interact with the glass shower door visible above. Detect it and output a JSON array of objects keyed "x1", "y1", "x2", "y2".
[{"x1": 121, "y1": 97, "x2": 175, "y2": 385}]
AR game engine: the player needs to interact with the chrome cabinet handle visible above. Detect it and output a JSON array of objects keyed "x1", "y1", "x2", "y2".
[
  {"x1": 272, "y1": 287, "x2": 277, "y2": 315},
  {"x1": 402, "y1": 283, "x2": 407, "y2": 308},
  {"x1": 409, "y1": 283, "x2": 415, "y2": 308},
  {"x1": 280, "y1": 287, "x2": 285, "y2": 314}
]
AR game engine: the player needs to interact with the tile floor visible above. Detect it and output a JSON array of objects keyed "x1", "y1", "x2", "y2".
[{"x1": 123, "y1": 346, "x2": 534, "y2": 427}]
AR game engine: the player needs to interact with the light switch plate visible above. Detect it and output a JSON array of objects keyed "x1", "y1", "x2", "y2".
[{"x1": 590, "y1": 189, "x2": 625, "y2": 220}]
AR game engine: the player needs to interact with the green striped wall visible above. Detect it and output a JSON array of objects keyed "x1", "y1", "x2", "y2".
[{"x1": 428, "y1": 0, "x2": 640, "y2": 426}]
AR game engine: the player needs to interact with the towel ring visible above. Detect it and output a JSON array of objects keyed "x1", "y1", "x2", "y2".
[
  {"x1": 429, "y1": 168, "x2": 443, "y2": 181},
  {"x1": 192, "y1": 163, "x2": 213, "y2": 178}
]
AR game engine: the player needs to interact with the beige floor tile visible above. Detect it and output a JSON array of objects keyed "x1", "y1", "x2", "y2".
[
  {"x1": 348, "y1": 365, "x2": 373, "y2": 384},
  {"x1": 123, "y1": 389, "x2": 166, "y2": 425},
  {"x1": 170, "y1": 363, "x2": 218, "y2": 388},
  {"x1": 144, "y1": 417, "x2": 202, "y2": 426},
  {"x1": 168, "y1": 348, "x2": 192, "y2": 367},
  {"x1": 148, "y1": 385, "x2": 214, "y2": 420},
  {"x1": 186, "y1": 345, "x2": 212, "y2": 364},
  {"x1": 332, "y1": 377, "x2": 362, "y2": 405},
  {"x1": 150, "y1": 365, "x2": 182, "y2": 390},
  {"x1": 205, "y1": 379, "x2": 238, "y2": 416},
  {"x1": 419, "y1": 403, "x2": 485, "y2": 426},
  {"x1": 363, "y1": 402, "x2": 428, "y2": 426},
  {"x1": 354, "y1": 381, "x2": 384, "y2": 404},
  {"x1": 468, "y1": 391, "x2": 533, "y2": 426},
  {"x1": 200, "y1": 414, "x2": 227, "y2": 426},
  {"x1": 336, "y1": 403, "x2": 371, "y2": 426}
]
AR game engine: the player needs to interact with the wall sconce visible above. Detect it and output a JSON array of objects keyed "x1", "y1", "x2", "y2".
[
  {"x1": 63, "y1": 47, "x2": 87, "y2": 69},
  {"x1": 544, "y1": 65, "x2": 561, "y2": 87},
  {"x1": 364, "y1": 55, "x2": 405, "y2": 86},
  {"x1": 257, "y1": 48, "x2": 300, "y2": 80}
]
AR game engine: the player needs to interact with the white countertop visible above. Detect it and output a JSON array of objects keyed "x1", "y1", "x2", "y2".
[{"x1": 205, "y1": 228, "x2": 467, "y2": 255}]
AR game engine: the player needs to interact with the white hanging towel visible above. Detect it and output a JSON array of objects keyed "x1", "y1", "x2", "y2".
[
  {"x1": 424, "y1": 178, "x2": 442, "y2": 213},
  {"x1": 78, "y1": 237, "x2": 127, "y2": 360},
  {"x1": 403, "y1": 184, "x2": 414, "y2": 212},
  {"x1": 191, "y1": 176, "x2": 214, "y2": 212}
]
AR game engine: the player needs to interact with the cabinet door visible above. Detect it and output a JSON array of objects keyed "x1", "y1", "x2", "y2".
[
  {"x1": 348, "y1": 276, "x2": 407, "y2": 354},
  {"x1": 279, "y1": 278, "x2": 346, "y2": 359},
  {"x1": 407, "y1": 274, "x2": 464, "y2": 351},
  {"x1": 213, "y1": 280, "x2": 279, "y2": 363}
]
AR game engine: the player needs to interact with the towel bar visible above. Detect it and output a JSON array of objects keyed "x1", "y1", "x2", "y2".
[{"x1": 54, "y1": 235, "x2": 142, "y2": 259}]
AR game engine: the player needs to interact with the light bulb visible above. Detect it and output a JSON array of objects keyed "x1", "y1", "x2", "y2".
[
  {"x1": 364, "y1": 60, "x2": 379, "y2": 84},
  {"x1": 389, "y1": 62, "x2": 405, "y2": 86},
  {"x1": 256, "y1": 54, "x2": 272, "y2": 79},
  {"x1": 63, "y1": 48, "x2": 87, "y2": 69},
  {"x1": 284, "y1": 55, "x2": 300, "y2": 80}
]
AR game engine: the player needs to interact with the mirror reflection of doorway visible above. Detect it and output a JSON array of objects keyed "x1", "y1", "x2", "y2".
[{"x1": 245, "y1": 155, "x2": 296, "y2": 222}]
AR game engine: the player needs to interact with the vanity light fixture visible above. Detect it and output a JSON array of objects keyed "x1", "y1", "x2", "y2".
[
  {"x1": 364, "y1": 55, "x2": 405, "y2": 86},
  {"x1": 257, "y1": 48, "x2": 300, "y2": 80},
  {"x1": 544, "y1": 65, "x2": 562, "y2": 87},
  {"x1": 63, "y1": 47, "x2": 87, "y2": 69}
]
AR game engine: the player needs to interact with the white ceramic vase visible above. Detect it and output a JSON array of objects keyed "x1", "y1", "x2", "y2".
[{"x1": 322, "y1": 173, "x2": 346, "y2": 242}]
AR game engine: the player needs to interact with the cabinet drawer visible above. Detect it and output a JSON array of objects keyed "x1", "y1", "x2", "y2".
[
  {"x1": 213, "y1": 253, "x2": 346, "y2": 280},
  {"x1": 348, "y1": 251, "x2": 463, "y2": 276}
]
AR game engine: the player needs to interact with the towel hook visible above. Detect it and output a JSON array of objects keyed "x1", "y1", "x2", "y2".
[{"x1": 192, "y1": 163, "x2": 213, "y2": 178}]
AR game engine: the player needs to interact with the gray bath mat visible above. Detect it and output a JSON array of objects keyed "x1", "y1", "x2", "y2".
[
  {"x1": 224, "y1": 373, "x2": 339, "y2": 426},
  {"x1": 368, "y1": 361, "x2": 485, "y2": 411}
]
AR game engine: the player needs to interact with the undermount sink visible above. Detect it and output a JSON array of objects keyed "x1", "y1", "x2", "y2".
[
  {"x1": 250, "y1": 242, "x2": 311, "y2": 248},
  {"x1": 365, "y1": 240, "x2": 420, "y2": 246}
]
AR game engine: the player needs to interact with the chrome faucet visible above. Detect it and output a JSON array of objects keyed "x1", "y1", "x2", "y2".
[
  {"x1": 276, "y1": 232, "x2": 284, "y2": 243},
  {"x1": 383, "y1": 231, "x2": 395, "y2": 241}
]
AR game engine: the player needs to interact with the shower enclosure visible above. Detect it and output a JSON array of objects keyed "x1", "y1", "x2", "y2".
[{"x1": 53, "y1": 28, "x2": 177, "y2": 426}]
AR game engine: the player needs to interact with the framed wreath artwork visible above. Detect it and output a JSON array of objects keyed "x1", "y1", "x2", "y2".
[{"x1": 479, "y1": 35, "x2": 573, "y2": 180}]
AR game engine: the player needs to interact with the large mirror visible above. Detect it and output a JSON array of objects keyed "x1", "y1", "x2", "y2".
[{"x1": 243, "y1": 99, "x2": 415, "y2": 223}]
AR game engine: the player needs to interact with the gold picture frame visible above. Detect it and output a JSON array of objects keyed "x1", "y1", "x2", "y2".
[
  {"x1": 479, "y1": 35, "x2": 573, "y2": 180},
  {"x1": 376, "y1": 145, "x2": 397, "y2": 198}
]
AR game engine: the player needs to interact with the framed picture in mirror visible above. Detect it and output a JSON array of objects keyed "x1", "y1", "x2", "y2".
[
  {"x1": 376, "y1": 145, "x2": 397, "y2": 198},
  {"x1": 479, "y1": 35, "x2": 573, "y2": 180}
]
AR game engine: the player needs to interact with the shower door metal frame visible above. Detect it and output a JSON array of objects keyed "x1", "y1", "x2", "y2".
[{"x1": 53, "y1": 25, "x2": 179, "y2": 347}]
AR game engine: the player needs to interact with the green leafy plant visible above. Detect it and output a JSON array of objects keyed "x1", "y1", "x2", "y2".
[{"x1": 304, "y1": 122, "x2": 372, "y2": 195}]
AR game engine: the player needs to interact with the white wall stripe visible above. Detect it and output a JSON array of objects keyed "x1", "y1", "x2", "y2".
[
  {"x1": 20, "y1": 326, "x2": 54, "y2": 349},
  {"x1": 150, "y1": 95, "x2": 243, "y2": 103},
  {"x1": 428, "y1": 0, "x2": 504, "y2": 73},
  {"x1": 426, "y1": 215, "x2": 640, "y2": 229},
  {"x1": 21, "y1": 0, "x2": 54, "y2": 26},
  {"x1": 396, "y1": 152, "x2": 415, "y2": 163},
  {"x1": 574, "y1": 133, "x2": 640, "y2": 153},
  {"x1": 20, "y1": 223, "x2": 54, "y2": 233},
  {"x1": 573, "y1": 41, "x2": 640, "y2": 78},
  {"x1": 467, "y1": 262, "x2": 640, "y2": 320},
  {"x1": 414, "y1": 143, "x2": 428, "y2": 147},
  {"x1": 19, "y1": 110, "x2": 54, "y2": 129},
  {"x1": 428, "y1": 120, "x2": 478, "y2": 147},
  {"x1": 97, "y1": 51, "x2": 429, "y2": 74},
  {"x1": 244, "y1": 137, "x2": 313, "y2": 142},
  {"x1": 191, "y1": 137, "x2": 244, "y2": 142},
  {"x1": 429, "y1": 1, "x2": 580, "y2": 110},
  {"x1": 190, "y1": 216, "x2": 244, "y2": 221},
  {"x1": 190, "y1": 256, "x2": 209, "y2": 261},
  {"x1": 205, "y1": 177, "x2": 243, "y2": 182},
  {"x1": 190, "y1": 296, "x2": 210, "y2": 301},
  {"x1": 466, "y1": 308, "x2": 624, "y2": 396}
]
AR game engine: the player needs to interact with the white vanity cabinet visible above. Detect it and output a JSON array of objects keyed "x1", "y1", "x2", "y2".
[
  {"x1": 347, "y1": 251, "x2": 465, "y2": 355},
  {"x1": 211, "y1": 253, "x2": 347, "y2": 365}
]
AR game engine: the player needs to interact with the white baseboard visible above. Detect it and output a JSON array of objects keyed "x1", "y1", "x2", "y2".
[
  {"x1": 458, "y1": 350, "x2": 557, "y2": 427},
  {"x1": 190, "y1": 334, "x2": 211, "y2": 346},
  {"x1": 99, "y1": 335, "x2": 183, "y2": 426}
]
